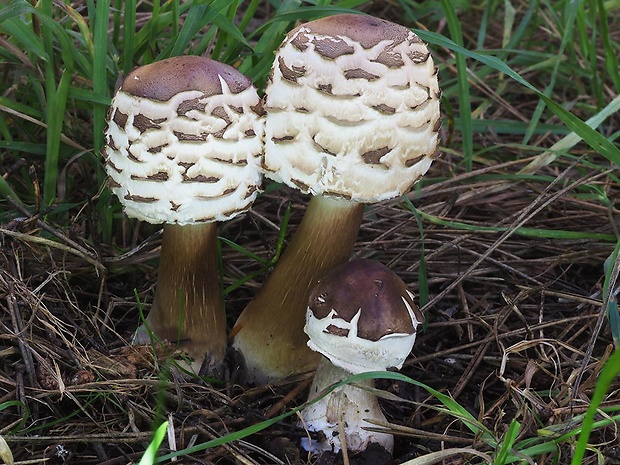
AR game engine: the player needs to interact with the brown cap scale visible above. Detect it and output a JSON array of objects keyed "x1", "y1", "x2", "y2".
[
  {"x1": 104, "y1": 56, "x2": 263, "y2": 373},
  {"x1": 300, "y1": 259, "x2": 423, "y2": 454},
  {"x1": 231, "y1": 13, "x2": 440, "y2": 383}
]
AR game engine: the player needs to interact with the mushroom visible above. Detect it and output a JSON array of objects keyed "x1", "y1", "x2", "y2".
[
  {"x1": 103, "y1": 56, "x2": 263, "y2": 374},
  {"x1": 300, "y1": 259, "x2": 423, "y2": 454},
  {"x1": 230, "y1": 13, "x2": 440, "y2": 383}
]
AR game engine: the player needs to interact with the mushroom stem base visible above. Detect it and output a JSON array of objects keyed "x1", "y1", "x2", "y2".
[
  {"x1": 300, "y1": 357, "x2": 393, "y2": 454},
  {"x1": 133, "y1": 222, "x2": 226, "y2": 375}
]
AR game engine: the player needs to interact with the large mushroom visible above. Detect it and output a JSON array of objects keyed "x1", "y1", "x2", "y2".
[
  {"x1": 230, "y1": 13, "x2": 441, "y2": 383},
  {"x1": 300, "y1": 259, "x2": 423, "y2": 454},
  {"x1": 104, "y1": 56, "x2": 263, "y2": 374}
]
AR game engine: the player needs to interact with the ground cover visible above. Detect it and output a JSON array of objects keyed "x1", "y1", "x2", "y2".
[{"x1": 0, "y1": 1, "x2": 619, "y2": 463}]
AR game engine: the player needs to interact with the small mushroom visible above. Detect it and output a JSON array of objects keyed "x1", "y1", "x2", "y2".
[
  {"x1": 104, "y1": 56, "x2": 263, "y2": 374},
  {"x1": 300, "y1": 259, "x2": 423, "y2": 454},
  {"x1": 230, "y1": 13, "x2": 440, "y2": 383}
]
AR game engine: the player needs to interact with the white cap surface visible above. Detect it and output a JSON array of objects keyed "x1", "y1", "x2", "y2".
[
  {"x1": 264, "y1": 14, "x2": 441, "y2": 202},
  {"x1": 304, "y1": 259, "x2": 423, "y2": 374},
  {"x1": 104, "y1": 56, "x2": 264, "y2": 225}
]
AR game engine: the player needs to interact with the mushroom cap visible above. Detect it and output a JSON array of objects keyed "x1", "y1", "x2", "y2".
[
  {"x1": 104, "y1": 56, "x2": 264, "y2": 225},
  {"x1": 304, "y1": 259, "x2": 423, "y2": 374},
  {"x1": 263, "y1": 13, "x2": 441, "y2": 202}
]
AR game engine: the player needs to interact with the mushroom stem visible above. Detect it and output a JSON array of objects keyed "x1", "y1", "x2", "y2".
[
  {"x1": 300, "y1": 357, "x2": 393, "y2": 454},
  {"x1": 134, "y1": 222, "x2": 226, "y2": 374},
  {"x1": 230, "y1": 195, "x2": 364, "y2": 383}
]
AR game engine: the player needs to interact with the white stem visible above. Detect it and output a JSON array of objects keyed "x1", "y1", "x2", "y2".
[{"x1": 299, "y1": 357, "x2": 394, "y2": 454}]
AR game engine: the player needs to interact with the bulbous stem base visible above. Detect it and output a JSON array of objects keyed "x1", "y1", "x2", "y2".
[{"x1": 299, "y1": 357, "x2": 393, "y2": 454}]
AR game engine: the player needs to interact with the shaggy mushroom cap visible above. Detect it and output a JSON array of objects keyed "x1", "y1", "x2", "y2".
[
  {"x1": 305, "y1": 259, "x2": 423, "y2": 374},
  {"x1": 104, "y1": 55, "x2": 264, "y2": 225},
  {"x1": 264, "y1": 13, "x2": 441, "y2": 201}
]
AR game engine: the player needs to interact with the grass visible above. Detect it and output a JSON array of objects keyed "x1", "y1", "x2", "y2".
[
  {"x1": 139, "y1": 360, "x2": 620, "y2": 463},
  {"x1": 0, "y1": 0, "x2": 619, "y2": 464},
  {"x1": 139, "y1": 420, "x2": 168, "y2": 465}
]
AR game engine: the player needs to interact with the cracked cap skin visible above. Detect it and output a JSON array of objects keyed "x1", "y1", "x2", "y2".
[
  {"x1": 104, "y1": 56, "x2": 264, "y2": 225},
  {"x1": 263, "y1": 13, "x2": 442, "y2": 202}
]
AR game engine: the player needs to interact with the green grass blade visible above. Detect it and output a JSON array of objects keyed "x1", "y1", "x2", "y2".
[
  {"x1": 259, "y1": 4, "x2": 361, "y2": 23},
  {"x1": 139, "y1": 421, "x2": 168, "y2": 465},
  {"x1": 212, "y1": 11, "x2": 251, "y2": 60},
  {"x1": 572, "y1": 350, "x2": 620, "y2": 464},
  {"x1": 238, "y1": 4, "x2": 361, "y2": 83},
  {"x1": 222, "y1": 205, "x2": 291, "y2": 295},
  {"x1": 523, "y1": 0, "x2": 584, "y2": 145},
  {"x1": 0, "y1": 141, "x2": 46, "y2": 155},
  {"x1": 401, "y1": 448, "x2": 492, "y2": 464},
  {"x1": 603, "y1": 239, "x2": 620, "y2": 345},
  {"x1": 162, "y1": 0, "x2": 230, "y2": 59},
  {"x1": 607, "y1": 300, "x2": 620, "y2": 347},
  {"x1": 0, "y1": 14, "x2": 48, "y2": 62},
  {"x1": 211, "y1": 1, "x2": 241, "y2": 61},
  {"x1": 501, "y1": 0, "x2": 516, "y2": 49},
  {"x1": 235, "y1": 1, "x2": 302, "y2": 81},
  {"x1": 43, "y1": 69, "x2": 71, "y2": 204},
  {"x1": 156, "y1": 370, "x2": 494, "y2": 462},
  {"x1": 477, "y1": 0, "x2": 492, "y2": 47},
  {"x1": 122, "y1": 0, "x2": 136, "y2": 74},
  {"x1": 93, "y1": 0, "x2": 111, "y2": 160},
  {"x1": 545, "y1": 96, "x2": 620, "y2": 167},
  {"x1": 126, "y1": 2, "x2": 189, "y2": 64},
  {"x1": 414, "y1": 29, "x2": 620, "y2": 167},
  {"x1": 111, "y1": 0, "x2": 121, "y2": 45},
  {"x1": 414, "y1": 208, "x2": 617, "y2": 242},
  {"x1": 0, "y1": 400, "x2": 28, "y2": 434},
  {"x1": 348, "y1": 371, "x2": 495, "y2": 442},
  {"x1": 519, "y1": 95, "x2": 620, "y2": 174},
  {"x1": 598, "y1": 0, "x2": 620, "y2": 92},
  {"x1": 494, "y1": 419, "x2": 520, "y2": 464},
  {"x1": 154, "y1": 403, "x2": 306, "y2": 461},
  {"x1": 159, "y1": 2, "x2": 209, "y2": 58},
  {"x1": 67, "y1": 87, "x2": 111, "y2": 107},
  {"x1": 0, "y1": 176, "x2": 22, "y2": 206},
  {"x1": 0, "y1": 0, "x2": 32, "y2": 23},
  {"x1": 170, "y1": 0, "x2": 179, "y2": 38},
  {"x1": 11, "y1": 0, "x2": 77, "y2": 204},
  {"x1": 237, "y1": 0, "x2": 261, "y2": 34},
  {"x1": 39, "y1": 0, "x2": 55, "y2": 105},
  {"x1": 504, "y1": 0, "x2": 539, "y2": 52},
  {"x1": 403, "y1": 199, "x2": 429, "y2": 307},
  {"x1": 220, "y1": 238, "x2": 271, "y2": 265},
  {"x1": 63, "y1": 2, "x2": 94, "y2": 59},
  {"x1": 0, "y1": 96, "x2": 43, "y2": 120},
  {"x1": 577, "y1": 3, "x2": 603, "y2": 108},
  {"x1": 440, "y1": 0, "x2": 473, "y2": 171}
]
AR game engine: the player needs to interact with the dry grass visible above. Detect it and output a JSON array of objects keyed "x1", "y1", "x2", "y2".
[{"x1": 2, "y1": 154, "x2": 619, "y2": 463}]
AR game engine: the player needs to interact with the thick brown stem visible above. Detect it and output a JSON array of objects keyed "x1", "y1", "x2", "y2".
[
  {"x1": 230, "y1": 196, "x2": 364, "y2": 383},
  {"x1": 134, "y1": 223, "x2": 226, "y2": 374}
]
